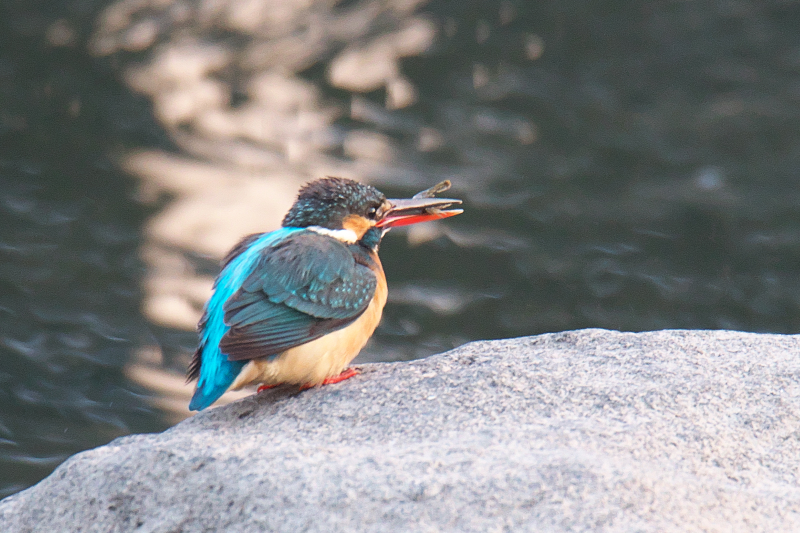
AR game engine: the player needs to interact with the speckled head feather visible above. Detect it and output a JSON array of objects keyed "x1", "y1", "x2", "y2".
[{"x1": 282, "y1": 177, "x2": 386, "y2": 229}]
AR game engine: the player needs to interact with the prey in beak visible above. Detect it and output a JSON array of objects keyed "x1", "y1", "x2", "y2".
[{"x1": 376, "y1": 180, "x2": 464, "y2": 229}]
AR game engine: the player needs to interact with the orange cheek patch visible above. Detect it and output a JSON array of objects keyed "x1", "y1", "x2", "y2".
[{"x1": 342, "y1": 214, "x2": 374, "y2": 239}]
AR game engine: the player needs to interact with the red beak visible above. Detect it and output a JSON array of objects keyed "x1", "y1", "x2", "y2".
[{"x1": 376, "y1": 197, "x2": 463, "y2": 229}]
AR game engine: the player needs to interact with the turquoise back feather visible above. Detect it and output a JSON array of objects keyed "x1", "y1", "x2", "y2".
[{"x1": 189, "y1": 228, "x2": 301, "y2": 411}]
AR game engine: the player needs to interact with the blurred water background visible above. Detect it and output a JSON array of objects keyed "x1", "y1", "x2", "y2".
[{"x1": 2, "y1": 0, "x2": 800, "y2": 498}]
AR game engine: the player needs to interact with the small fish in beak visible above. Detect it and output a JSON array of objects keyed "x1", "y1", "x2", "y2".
[{"x1": 376, "y1": 181, "x2": 463, "y2": 229}]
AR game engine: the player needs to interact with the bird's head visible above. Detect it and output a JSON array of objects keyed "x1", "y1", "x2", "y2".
[{"x1": 282, "y1": 177, "x2": 462, "y2": 249}]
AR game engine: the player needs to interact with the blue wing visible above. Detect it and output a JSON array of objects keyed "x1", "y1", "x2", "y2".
[
  {"x1": 220, "y1": 231, "x2": 377, "y2": 361},
  {"x1": 188, "y1": 229, "x2": 376, "y2": 411}
]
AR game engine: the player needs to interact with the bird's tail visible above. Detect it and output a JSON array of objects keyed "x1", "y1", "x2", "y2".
[{"x1": 188, "y1": 342, "x2": 246, "y2": 411}]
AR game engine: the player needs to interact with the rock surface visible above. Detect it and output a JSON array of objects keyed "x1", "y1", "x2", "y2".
[{"x1": 3, "y1": 329, "x2": 800, "y2": 532}]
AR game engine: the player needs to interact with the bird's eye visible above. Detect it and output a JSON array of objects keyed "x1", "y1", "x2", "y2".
[{"x1": 367, "y1": 206, "x2": 378, "y2": 218}]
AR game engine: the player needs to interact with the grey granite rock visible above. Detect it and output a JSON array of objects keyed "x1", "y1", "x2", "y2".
[{"x1": 3, "y1": 329, "x2": 800, "y2": 532}]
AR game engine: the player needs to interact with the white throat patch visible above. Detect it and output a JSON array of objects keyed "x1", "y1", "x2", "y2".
[{"x1": 308, "y1": 226, "x2": 359, "y2": 244}]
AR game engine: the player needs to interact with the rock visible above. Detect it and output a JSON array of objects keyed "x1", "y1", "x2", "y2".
[{"x1": 2, "y1": 329, "x2": 800, "y2": 532}]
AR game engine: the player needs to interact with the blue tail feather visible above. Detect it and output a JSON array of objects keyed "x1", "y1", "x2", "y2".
[{"x1": 189, "y1": 346, "x2": 246, "y2": 411}]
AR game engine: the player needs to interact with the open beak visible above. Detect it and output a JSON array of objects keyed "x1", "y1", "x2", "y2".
[{"x1": 376, "y1": 197, "x2": 463, "y2": 229}]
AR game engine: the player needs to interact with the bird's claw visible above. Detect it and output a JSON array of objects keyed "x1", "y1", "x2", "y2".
[{"x1": 300, "y1": 367, "x2": 360, "y2": 390}]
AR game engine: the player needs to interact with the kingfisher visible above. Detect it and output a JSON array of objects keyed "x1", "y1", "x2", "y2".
[{"x1": 187, "y1": 177, "x2": 462, "y2": 410}]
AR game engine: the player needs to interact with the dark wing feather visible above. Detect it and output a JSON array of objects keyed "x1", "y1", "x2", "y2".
[
  {"x1": 187, "y1": 346, "x2": 202, "y2": 382},
  {"x1": 187, "y1": 302, "x2": 213, "y2": 383},
  {"x1": 240, "y1": 233, "x2": 375, "y2": 318},
  {"x1": 222, "y1": 233, "x2": 266, "y2": 268},
  {"x1": 220, "y1": 232, "x2": 377, "y2": 362}
]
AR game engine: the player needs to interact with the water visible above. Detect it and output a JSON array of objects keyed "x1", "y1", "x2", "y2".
[{"x1": 2, "y1": 0, "x2": 800, "y2": 498}]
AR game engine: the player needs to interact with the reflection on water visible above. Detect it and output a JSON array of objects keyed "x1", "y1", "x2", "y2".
[{"x1": 3, "y1": 0, "x2": 800, "y2": 498}]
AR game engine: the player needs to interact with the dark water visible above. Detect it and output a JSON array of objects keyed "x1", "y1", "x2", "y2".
[
  {"x1": 0, "y1": 3, "x2": 174, "y2": 497},
  {"x1": 3, "y1": 0, "x2": 800, "y2": 498}
]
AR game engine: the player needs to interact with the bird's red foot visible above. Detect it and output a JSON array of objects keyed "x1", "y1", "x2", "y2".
[
  {"x1": 257, "y1": 384, "x2": 280, "y2": 393},
  {"x1": 322, "y1": 367, "x2": 360, "y2": 385},
  {"x1": 300, "y1": 367, "x2": 360, "y2": 391}
]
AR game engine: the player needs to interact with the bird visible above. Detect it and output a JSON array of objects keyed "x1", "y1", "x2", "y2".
[{"x1": 187, "y1": 177, "x2": 463, "y2": 410}]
